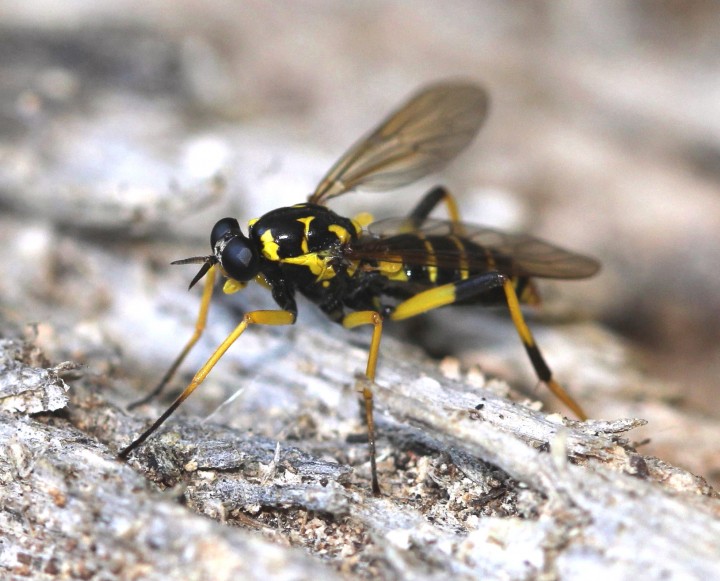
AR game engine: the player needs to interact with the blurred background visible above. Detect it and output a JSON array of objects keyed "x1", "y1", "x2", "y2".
[{"x1": 1, "y1": 1, "x2": 718, "y2": 484}]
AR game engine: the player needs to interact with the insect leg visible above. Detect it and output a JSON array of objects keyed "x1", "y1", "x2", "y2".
[
  {"x1": 407, "y1": 186, "x2": 460, "y2": 227},
  {"x1": 342, "y1": 310, "x2": 383, "y2": 496},
  {"x1": 119, "y1": 309, "x2": 296, "y2": 459},
  {"x1": 128, "y1": 265, "x2": 218, "y2": 410},
  {"x1": 499, "y1": 276, "x2": 587, "y2": 420},
  {"x1": 389, "y1": 273, "x2": 587, "y2": 420}
]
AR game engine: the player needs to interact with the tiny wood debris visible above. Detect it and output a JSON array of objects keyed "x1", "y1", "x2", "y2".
[
  {"x1": 1, "y1": 336, "x2": 719, "y2": 580},
  {"x1": 0, "y1": 338, "x2": 71, "y2": 414},
  {"x1": 2, "y1": 6, "x2": 720, "y2": 579}
]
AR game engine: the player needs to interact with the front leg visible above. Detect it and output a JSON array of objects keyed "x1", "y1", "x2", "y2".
[
  {"x1": 129, "y1": 264, "x2": 219, "y2": 409},
  {"x1": 119, "y1": 308, "x2": 297, "y2": 459}
]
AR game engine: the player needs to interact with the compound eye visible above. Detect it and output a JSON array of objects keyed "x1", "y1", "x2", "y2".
[
  {"x1": 211, "y1": 218, "x2": 240, "y2": 247},
  {"x1": 221, "y1": 236, "x2": 260, "y2": 282}
]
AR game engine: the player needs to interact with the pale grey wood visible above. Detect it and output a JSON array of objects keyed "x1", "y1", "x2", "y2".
[
  {"x1": 2, "y1": 334, "x2": 718, "y2": 580},
  {"x1": 1, "y1": 5, "x2": 719, "y2": 579}
]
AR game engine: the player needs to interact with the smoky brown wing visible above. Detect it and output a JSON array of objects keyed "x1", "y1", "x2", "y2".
[
  {"x1": 354, "y1": 218, "x2": 600, "y2": 279},
  {"x1": 309, "y1": 82, "x2": 489, "y2": 205}
]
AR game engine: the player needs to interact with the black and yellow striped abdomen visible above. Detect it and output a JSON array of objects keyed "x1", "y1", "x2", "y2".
[{"x1": 362, "y1": 232, "x2": 538, "y2": 306}]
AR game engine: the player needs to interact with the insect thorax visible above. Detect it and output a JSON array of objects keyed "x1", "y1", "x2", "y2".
[{"x1": 249, "y1": 203, "x2": 360, "y2": 285}]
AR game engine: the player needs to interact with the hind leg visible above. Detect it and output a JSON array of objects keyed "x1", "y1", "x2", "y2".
[{"x1": 389, "y1": 272, "x2": 587, "y2": 420}]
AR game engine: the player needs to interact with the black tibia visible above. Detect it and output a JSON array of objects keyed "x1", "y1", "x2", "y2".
[
  {"x1": 523, "y1": 342, "x2": 552, "y2": 382},
  {"x1": 407, "y1": 186, "x2": 453, "y2": 226}
]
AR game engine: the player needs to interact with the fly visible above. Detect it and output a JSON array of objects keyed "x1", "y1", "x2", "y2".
[{"x1": 119, "y1": 81, "x2": 600, "y2": 495}]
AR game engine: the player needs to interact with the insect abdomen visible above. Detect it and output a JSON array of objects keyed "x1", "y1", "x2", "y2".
[
  {"x1": 369, "y1": 233, "x2": 537, "y2": 306},
  {"x1": 375, "y1": 233, "x2": 512, "y2": 285}
]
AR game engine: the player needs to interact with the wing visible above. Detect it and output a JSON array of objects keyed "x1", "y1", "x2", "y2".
[
  {"x1": 309, "y1": 82, "x2": 489, "y2": 205},
  {"x1": 346, "y1": 218, "x2": 600, "y2": 280}
]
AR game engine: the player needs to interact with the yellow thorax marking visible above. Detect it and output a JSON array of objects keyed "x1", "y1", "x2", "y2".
[
  {"x1": 352, "y1": 212, "x2": 373, "y2": 231},
  {"x1": 260, "y1": 229, "x2": 280, "y2": 261},
  {"x1": 248, "y1": 217, "x2": 259, "y2": 228},
  {"x1": 296, "y1": 216, "x2": 313, "y2": 253},
  {"x1": 282, "y1": 252, "x2": 337, "y2": 281},
  {"x1": 328, "y1": 224, "x2": 351, "y2": 245}
]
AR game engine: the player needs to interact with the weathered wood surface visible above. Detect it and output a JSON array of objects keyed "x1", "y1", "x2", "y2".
[
  {"x1": 1, "y1": 335, "x2": 718, "y2": 580},
  {"x1": 2, "y1": 3, "x2": 720, "y2": 579}
]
